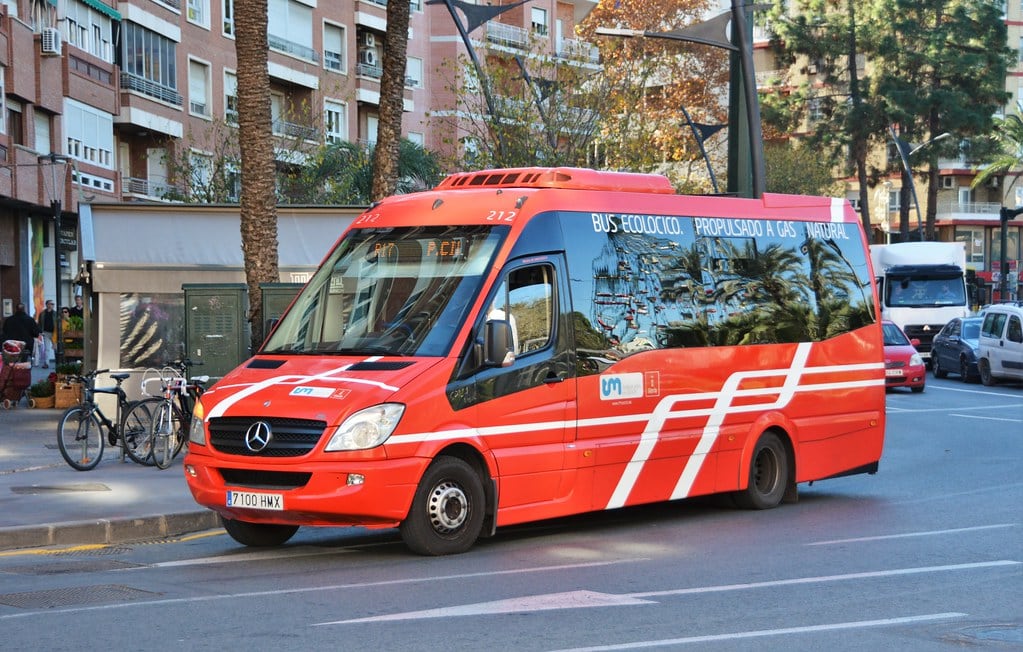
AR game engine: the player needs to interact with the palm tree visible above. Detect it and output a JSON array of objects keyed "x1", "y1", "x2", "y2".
[
  {"x1": 371, "y1": 0, "x2": 412, "y2": 201},
  {"x1": 234, "y1": 0, "x2": 279, "y2": 349},
  {"x1": 972, "y1": 113, "x2": 1023, "y2": 194}
]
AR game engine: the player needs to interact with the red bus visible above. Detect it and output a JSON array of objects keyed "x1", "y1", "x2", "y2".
[{"x1": 184, "y1": 167, "x2": 886, "y2": 555}]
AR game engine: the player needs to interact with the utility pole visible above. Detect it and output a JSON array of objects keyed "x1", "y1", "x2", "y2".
[{"x1": 998, "y1": 206, "x2": 1022, "y2": 301}]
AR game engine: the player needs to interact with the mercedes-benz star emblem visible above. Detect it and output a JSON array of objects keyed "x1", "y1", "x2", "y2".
[{"x1": 244, "y1": 421, "x2": 273, "y2": 452}]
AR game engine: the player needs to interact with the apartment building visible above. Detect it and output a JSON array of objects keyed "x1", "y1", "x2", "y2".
[
  {"x1": 750, "y1": 5, "x2": 1023, "y2": 302},
  {"x1": 0, "y1": 0, "x2": 598, "y2": 321}
]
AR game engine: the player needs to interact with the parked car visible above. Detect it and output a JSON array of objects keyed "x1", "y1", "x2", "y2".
[
  {"x1": 978, "y1": 303, "x2": 1023, "y2": 385},
  {"x1": 882, "y1": 320, "x2": 926, "y2": 393},
  {"x1": 931, "y1": 316, "x2": 984, "y2": 382}
]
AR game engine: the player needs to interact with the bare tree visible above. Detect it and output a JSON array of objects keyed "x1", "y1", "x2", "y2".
[{"x1": 234, "y1": 0, "x2": 279, "y2": 349}]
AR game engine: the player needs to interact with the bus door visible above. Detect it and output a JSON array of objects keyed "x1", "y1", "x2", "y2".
[{"x1": 472, "y1": 256, "x2": 578, "y2": 510}]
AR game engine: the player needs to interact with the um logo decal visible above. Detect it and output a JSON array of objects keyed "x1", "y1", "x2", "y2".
[{"x1": 600, "y1": 373, "x2": 644, "y2": 400}]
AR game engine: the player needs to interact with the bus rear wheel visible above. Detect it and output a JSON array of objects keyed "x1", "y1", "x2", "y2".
[
  {"x1": 733, "y1": 431, "x2": 789, "y2": 510},
  {"x1": 221, "y1": 516, "x2": 298, "y2": 547},
  {"x1": 400, "y1": 456, "x2": 485, "y2": 556}
]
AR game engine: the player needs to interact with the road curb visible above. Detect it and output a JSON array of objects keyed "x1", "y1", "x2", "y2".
[{"x1": 0, "y1": 510, "x2": 222, "y2": 551}]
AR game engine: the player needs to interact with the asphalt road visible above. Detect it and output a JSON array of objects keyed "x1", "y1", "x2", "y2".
[{"x1": 0, "y1": 376, "x2": 1020, "y2": 651}]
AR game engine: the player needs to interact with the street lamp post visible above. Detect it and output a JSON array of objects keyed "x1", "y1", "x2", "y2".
[
  {"x1": 888, "y1": 127, "x2": 951, "y2": 240},
  {"x1": 38, "y1": 152, "x2": 71, "y2": 366}
]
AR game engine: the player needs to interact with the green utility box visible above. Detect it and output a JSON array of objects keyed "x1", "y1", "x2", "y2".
[
  {"x1": 260, "y1": 283, "x2": 304, "y2": 337},
  {"x1": 182, "y1": 283, "x2": 249, "y2": 381}
]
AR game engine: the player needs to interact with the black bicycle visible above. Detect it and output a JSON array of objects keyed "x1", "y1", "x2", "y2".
[{"x1": 57, "y1": 369, "x2": 163, "y2": 471}]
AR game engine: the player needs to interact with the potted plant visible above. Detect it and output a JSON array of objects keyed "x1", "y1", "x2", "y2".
[
  {"x1": 55, "y1": 360, "x2": 82, "y2": 382},
  {"x1": 28, "y1": 378, "x2": 56, "y2": 409}
]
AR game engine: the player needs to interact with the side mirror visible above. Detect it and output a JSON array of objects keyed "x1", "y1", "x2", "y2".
[{"x1": 483, "y1": 319, "x2": 515, "y2": 367}]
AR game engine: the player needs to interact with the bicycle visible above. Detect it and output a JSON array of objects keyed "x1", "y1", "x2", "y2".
[
  {"x1": 142, "y1": 360, "x2": 208, "y2": 470},
  {"x1": 57, "y1": 369, "x2": 164, "y2": 471}
]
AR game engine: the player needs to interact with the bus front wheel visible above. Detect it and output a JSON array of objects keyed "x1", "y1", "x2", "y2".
[
  {"x1": 221, "y1": 516, "x2": 298, "y2": 547},
  {"x1": 400, "y1": 456, "x2": 485, "y2": 556},
  {"x1": 733, "y1": 431, "x2": 789, "y2": 510}
]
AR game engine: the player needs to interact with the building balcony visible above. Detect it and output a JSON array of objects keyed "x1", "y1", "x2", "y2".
[
  {"x1": 556, "y1": 38, "x2": 599, "y2": 64},
  {"x1": 122, "y1": 176, "x2": 180, "y2": 201},
  {"x1": 272, "y1": 118, "x2": 319, "y2": 142},
  {"x1": 357, "y1": 62, "x2": 383, "y2": 79},
  {"x1": 268, "y1": 34, "x2": 320, "y2": 64},
  {"x1": 120, "y1": 72, "x2": 183, "y2": 106},
  {"x1": 486, "y1": 22, "x2": 529, "y2": 49},
  {"x1": 935, "y1": 201, "x2": 1002, "y2": 221}
]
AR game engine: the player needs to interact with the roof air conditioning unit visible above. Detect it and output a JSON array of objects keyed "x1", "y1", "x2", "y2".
[
  {"x1": 361, "y1": 32, "x2": 376, "y2": 48},
  {"x1": 359, "y1": 48, "x2": 377, "y2": 66},
  {"x1": 41, "y1": 28, "x2": 62, "y2": 56}
]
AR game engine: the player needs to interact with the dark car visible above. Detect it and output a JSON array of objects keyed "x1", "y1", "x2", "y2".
[{"x1": 931, "y1": 316, "x2": 983, "y2": 382}]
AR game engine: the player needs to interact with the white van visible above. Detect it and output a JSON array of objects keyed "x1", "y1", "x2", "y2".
[{"x1": 978, "y1": 303, "x2": 1023, "y2": 385}]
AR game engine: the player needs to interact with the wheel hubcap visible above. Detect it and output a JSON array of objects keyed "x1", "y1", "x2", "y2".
[
  {"x1": 753, "y1": 449, "x2": 778, "y2": 493},
  {"x1": 427, "y1": 480, "x2": 468, "y2": 533}
]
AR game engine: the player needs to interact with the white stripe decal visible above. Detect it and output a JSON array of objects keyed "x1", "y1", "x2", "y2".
[
  {"x1": 390, "y1": 350, "x2": 882, "y2": 508},
  {"x1": 669, "y1": 342, "x2": 810, "y2": 503},
  {"x1": 208, "y1": 357, "x2": 399, "y2": 419},
  {"x1": 830, "y1": 197, "x2": 844, "y2": 222}
]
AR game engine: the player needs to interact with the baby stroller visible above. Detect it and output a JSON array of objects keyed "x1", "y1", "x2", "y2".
[{"x1": 1, "y1": 340, "x2": 33, "y2": 409}]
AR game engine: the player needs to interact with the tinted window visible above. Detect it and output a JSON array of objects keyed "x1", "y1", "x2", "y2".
[
  {"x1": 1009, "y1": 316, "x2": 1023, "y2": 343},
  {"x1": 564, "y1": 211, "x2": 875, "y2": 373},
  {"x1": 982, "y1": 313, "x2": 1007, "y2": 338}
]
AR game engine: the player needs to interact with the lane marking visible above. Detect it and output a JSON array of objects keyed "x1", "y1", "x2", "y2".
[
  {"x1": 948, "y1": 413, "x2": 1022, "y2": 422},
  {"x1": 549, "y1": 613, "x2": 967, "y2": 651},
  {"x1": 923, "y1": 385, "x2": 1023, "y2": 399},
  {"x1": 312, "y1": 560, "x2": 1018, "y2": 625},
  {"x1": 807, "y1": 523, "x2": 1018, "y2": 546},
  {"x1": 315, "y1": 591, "x2": 656, "y2": 625},
  {"x1": 0, "y1": 558, "x2": 644, "y2": 620}
]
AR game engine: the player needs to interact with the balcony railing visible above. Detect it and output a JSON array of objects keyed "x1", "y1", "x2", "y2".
[
  {"x1": 123, "y1": 176, "x2": 180, "y2": 200},
  {"x1": 557, "y1": 38, "x2": 599, "y2": 64},
  {"x1": 272, "y1": 118, "x2": 319, "y2": 141},
  {"x1": 120, "y1": 72, "x2": 183, "y2": 106},
  {"x1": 357, "y1": 62, "x2": 383, "y2": 79},
  {"x1": 486, "y1": 22, "x2": 528, "y2": 49},
  {"x1": 268, "y1": 34, "x2": 321, "y2": 64},
  {"x1": 936, "y1": 201, "x2": 1002, "y2": 217}
]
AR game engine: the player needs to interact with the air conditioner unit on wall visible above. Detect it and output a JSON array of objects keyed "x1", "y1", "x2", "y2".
[
  {"x1": 359, "y1": 48, "x2": 377, "y2": 66},
  {"x1": 988, "y1": 176, "x2": 1000, "y2": 188},
  {"x1": 41, "y1": 28, "x2": 62, "y2": 56},
  {"x1": 941, "y1": 176, "x2": 955, "y2": 189},
  {"x1": 361, "y1": 32, "x2": 376, "y2": 48}
]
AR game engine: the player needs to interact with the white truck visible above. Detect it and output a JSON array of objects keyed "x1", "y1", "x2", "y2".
[{"x1": 869, "y1": 242, "x2": 970, "y2": 362}]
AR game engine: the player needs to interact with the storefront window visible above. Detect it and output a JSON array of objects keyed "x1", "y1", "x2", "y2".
[
  {"x1": 954, "y1": 227, "x2": 985, "y2": 265},
  {"x1": 989, "y1": 227, "x2": 1021, "y2": 270}
]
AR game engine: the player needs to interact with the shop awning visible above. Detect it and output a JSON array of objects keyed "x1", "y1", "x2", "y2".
[{"x1": 81, "y1": 0, "x2": 122, "y2": 22}]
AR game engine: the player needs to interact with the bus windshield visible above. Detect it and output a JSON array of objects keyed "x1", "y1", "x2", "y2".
[{"x1": 263, "y1": 225, "x2": 507, "y2": 357}]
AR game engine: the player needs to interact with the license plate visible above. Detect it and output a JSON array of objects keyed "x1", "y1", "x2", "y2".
[
  {"x1": 226, "y1": 490, "x2": 283, "y2": 511},
  {"x1": 885, "y1": 369, "x2": 904, "y2": 377}
]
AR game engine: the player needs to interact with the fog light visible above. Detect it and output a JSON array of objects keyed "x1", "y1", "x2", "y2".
[
  {"x1": 185, "y1": 465, "x2": 197, "y2": 477},
  {"x1": 347, "y1": 473, "x2": 365, "y2": 486}
]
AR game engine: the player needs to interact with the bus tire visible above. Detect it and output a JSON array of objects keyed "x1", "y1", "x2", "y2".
[
  {"x1": 400, "y1": 456, "x2": 485, "y2": 556},
  {"x1": 221, "y1": 516, "x2": 298, "y2": 547},
  {"x1": 733, "y1": 431, "x2": 788, "y2": 510}
]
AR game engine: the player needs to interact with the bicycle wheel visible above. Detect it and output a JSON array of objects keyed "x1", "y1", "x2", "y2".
[
  {"x1": 151, "y1": 401, "x2": 186, "y2": 470},
  {"x1": 121, "y1": 397, "x2": 163, "y2": 466},
  {"x1": 57, "y1": 406, "x2": 104, "y2": 471}
]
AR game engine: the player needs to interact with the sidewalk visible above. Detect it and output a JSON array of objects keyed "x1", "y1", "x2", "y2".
[{"x1": 0, "y1": 364, "x2": 220, "y2": 550}]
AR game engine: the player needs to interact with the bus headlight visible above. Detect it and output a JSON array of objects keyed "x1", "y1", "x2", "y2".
[
  {"x1": 325, "y1": 403, "x2": 405, "y2": 451},
  {"x1": 188, "y1": 402, "x2": 206, "y2": 446}
]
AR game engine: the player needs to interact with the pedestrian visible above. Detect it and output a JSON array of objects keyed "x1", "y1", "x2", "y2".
[
  {"x1": 68, "y1": 295, "x2": 84, "y2": 318},
  {"x1": 0, "y1": 302, "x2": 40, "y2": 362},
  {"x1": 36, "y1": 299, "x2": 56, "y2": 368}
]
